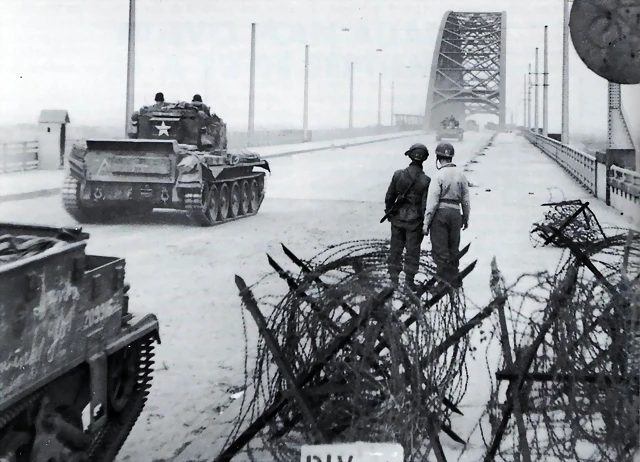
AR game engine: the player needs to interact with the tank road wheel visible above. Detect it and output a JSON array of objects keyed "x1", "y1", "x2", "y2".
[
  {"x1": 218, "y1": 182, "x2": 231, "y2": 221},
  {"x1": 229, "y1": 181, "x2": 241, "y2": 218},
  {"x1": 239, "y1": 179, "x2": 251, "y2": 214},
  {"x1": 249, "y1": 178, "x2": 265, "y2": 213},
  {"x1": 107, "y1": 344, "x2": 140, "y2": 413},
  {"x1": 186, "y1": 183, "x2": 220, "y2": 226}
]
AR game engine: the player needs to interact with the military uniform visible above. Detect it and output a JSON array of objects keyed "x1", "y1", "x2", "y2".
[
  {"x1": 192, "y1": 101, "x2": 211, "y2": 117},
  {"x1": 152, "y1": 92, "x2": 165, "y2": 109},
  {"x1": 192, "y1": 94, "x2": 211, "y2": 117},
  {"x1": 385, "y1": 157, "x2": 431, "y2": 288},
  {"x1": 424, "y1": 143, "x2": 470, "y2": 288}
]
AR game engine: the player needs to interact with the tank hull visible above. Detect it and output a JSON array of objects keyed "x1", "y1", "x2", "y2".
[
  {"x1": 63, "y1": 139, "x2": 270, "y2": 226},
  {"x1": 436, "y1": 127, "x2": 464, "y2": 141}
]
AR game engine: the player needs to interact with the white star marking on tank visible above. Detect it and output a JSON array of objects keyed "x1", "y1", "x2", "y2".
[{"x1": 155, "y1": 121, "x2": 170, "y2": 136}]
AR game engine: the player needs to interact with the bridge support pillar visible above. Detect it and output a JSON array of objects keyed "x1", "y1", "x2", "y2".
[
  {"x1": 607, "y1": 83, "x2": 636, "y2": 170},
  {"x1": 621, "y1": 83, "x2": 640, "y2": 172}
]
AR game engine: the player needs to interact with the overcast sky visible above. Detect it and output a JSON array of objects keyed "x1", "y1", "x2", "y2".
[{"x1": 0, "y1": 0, "x2": 613, "y2": 134}]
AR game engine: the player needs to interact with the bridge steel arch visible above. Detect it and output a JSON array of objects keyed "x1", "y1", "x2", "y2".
[{"x1": 424, "y1": 11, "x2": 507, "y2": 130}]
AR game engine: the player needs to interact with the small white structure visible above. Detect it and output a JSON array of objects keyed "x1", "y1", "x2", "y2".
[{"x1": 38, "y1": 109, "x2": 70, "y2": 170}]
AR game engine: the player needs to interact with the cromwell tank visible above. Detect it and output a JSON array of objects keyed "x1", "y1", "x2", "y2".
[
  {"x1": 63, "y1": 101, "x2": 271, "y2": 226},
  {"x1": 436, "y1": 117, "x2": 464, "y2": 141},
  {"x1": 0, "y1": 222, "x2": 160, "y2": 461}
]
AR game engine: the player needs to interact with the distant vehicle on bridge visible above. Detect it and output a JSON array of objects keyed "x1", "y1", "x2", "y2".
[
  {"x1": 465, "y1": 120, "x2": 479, "y2": 132},
  {"x1": 436, "y1": 116, "x2": 464, "y2": 141}
]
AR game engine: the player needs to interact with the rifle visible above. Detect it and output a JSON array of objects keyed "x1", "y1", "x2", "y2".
[{"x1": 380, "y1": 174, "x2": 418, "y2": 223}]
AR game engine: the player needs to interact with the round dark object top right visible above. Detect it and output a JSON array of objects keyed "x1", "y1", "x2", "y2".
[{"x1": 569, "y1": 0, "x2": 640, "y2": 84}]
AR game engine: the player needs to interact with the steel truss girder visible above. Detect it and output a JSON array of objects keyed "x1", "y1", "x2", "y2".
[{"x1": 424, "y1": 11, "x2": 507, "y2": 130}]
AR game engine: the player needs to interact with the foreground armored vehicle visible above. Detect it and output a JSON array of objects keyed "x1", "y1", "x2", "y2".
[
  {"x1": 436, "y1": 117, "x2": 464, "y2": 141},
  {"x1": 63, "y1": 101, "x2": 271, "y2": 226},
  {"x1": 0, "y1": 222, "x2": 160, "y2": 461}
]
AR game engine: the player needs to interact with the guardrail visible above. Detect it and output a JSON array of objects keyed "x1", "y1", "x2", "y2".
[
  {"x1": 0, "y1": 141, "x2": 39, "y2": 173},
  {"x1": 522, "y1": 129, "x2": 639, "y2": 223},
  {"x1": 523, "y1": 130, "x2": 598, "y2": 194}
]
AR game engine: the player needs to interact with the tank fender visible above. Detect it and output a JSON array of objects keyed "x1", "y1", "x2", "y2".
[
  {"x1": 104, "y1": 313, "x2": 161, "y2": 356},
  {"x1": 176, "y1": 154, "x2": 204, "y2": 187}
]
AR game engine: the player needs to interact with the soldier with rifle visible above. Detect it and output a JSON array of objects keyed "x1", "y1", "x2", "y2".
[{"x1": 382, "y1": 143, "x2": 432, "y2": 292}]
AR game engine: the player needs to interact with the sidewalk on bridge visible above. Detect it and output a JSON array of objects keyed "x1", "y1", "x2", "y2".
[
  {"x1": 457, "y1": 130, "x2": 637, "y2": 311},
  {"x1": 0, "y1": 130, "x2": 423, "y2": 202}
]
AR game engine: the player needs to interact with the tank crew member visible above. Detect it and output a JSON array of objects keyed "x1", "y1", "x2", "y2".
[
  {"x1": 384, "y1": 143, "x2": 432, "y2": 292},
  {"x1": 423, "y1": 142, "x2": 470, "y2": 289},
  {"x1": 191, "y1": 94, "x2": 211, "y2": 117},
  {"x1": 152, "y1": 92, "x2": 165, "y2": 109}
]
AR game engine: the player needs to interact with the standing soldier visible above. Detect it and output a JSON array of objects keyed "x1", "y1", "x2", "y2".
[
  {"x1": 384, "y1": 143, "x2": 432, "y2": 292},
  {"x1": 423, "y1": 142, "x2": 470, "y2": 290}
]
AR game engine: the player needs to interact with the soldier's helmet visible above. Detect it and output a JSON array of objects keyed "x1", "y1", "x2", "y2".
[
  {"x1": 155, "y1": 92, "x2": 164, "y2": 102},
  {"x1": 405, "y1": 143, "x2": 429, "y2": 162},
  {"x1": 192, "y1": 94, "x2": 203, "y2": 103},
  {"x1": 435, "y1": 142, "x2": 455, "y2": 158}
]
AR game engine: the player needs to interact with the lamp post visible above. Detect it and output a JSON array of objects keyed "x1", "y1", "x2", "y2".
[
  {"x1": 303, "y1": 45, "x2": 309, "y2": 141},
  {"x1": 390, "y1": 80, "x2": 394, "y2": 126},
  {"x1": 377, "y1": 72, "x2": 382, "y2": 126},
  {"x1": 561, "y1": 0, "x2": 570, "y2": 143},
  {"x1": 534, "y1": 47, "x2": 539, "y2": 134},
  {"x1": 248, "y1": 23, "x2": 256, "y2": 139},
  {"x1": 349, "y1": 62, "x2": 354, "y2": 129},
  {"x1": 125, "y1": 0, "x2": 136, "y2": 136}
]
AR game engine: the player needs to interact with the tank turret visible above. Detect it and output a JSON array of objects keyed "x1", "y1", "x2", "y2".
[{"x1": 129, "y1": 101, "x2": 227, "y2": 152}]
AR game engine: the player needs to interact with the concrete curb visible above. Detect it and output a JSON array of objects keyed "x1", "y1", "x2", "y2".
[
  {"x1": 0, "y1": 131, "x2": 424, "y2": 203},
  {"x1": 0, "y1": 188, "x2": 62, "y2": 204},
  {"x1": 260, "y1": 131, "x2": 423, "y2": 159}
]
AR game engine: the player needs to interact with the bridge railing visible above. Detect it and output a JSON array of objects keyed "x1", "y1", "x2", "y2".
[
  {"x1": 523, "y1": 130, "x2": 598, "y2": 194},
  {"x1": 0, "y1": 141, "x2": 39, "y2": 173},
  {"x1": 522, "y1": 129, "x2": 639, "y2": 224}
]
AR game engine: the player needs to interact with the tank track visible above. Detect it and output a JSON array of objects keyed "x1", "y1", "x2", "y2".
[
  {"x1": 87, "y1": 334, "x2": 156, "y2": 461},
  {"x1": 63, "y1": 176, "x2": 155, "y2": 224},
  {"x1": 184, "y1": 173, "x2": 266, "y2": 227},
  {"x1": 0, "y1": 333, "x2": 157, "y2": 462},
  {"x1": 62, "y1": 176, "x2": 89, "y2": 222}
]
